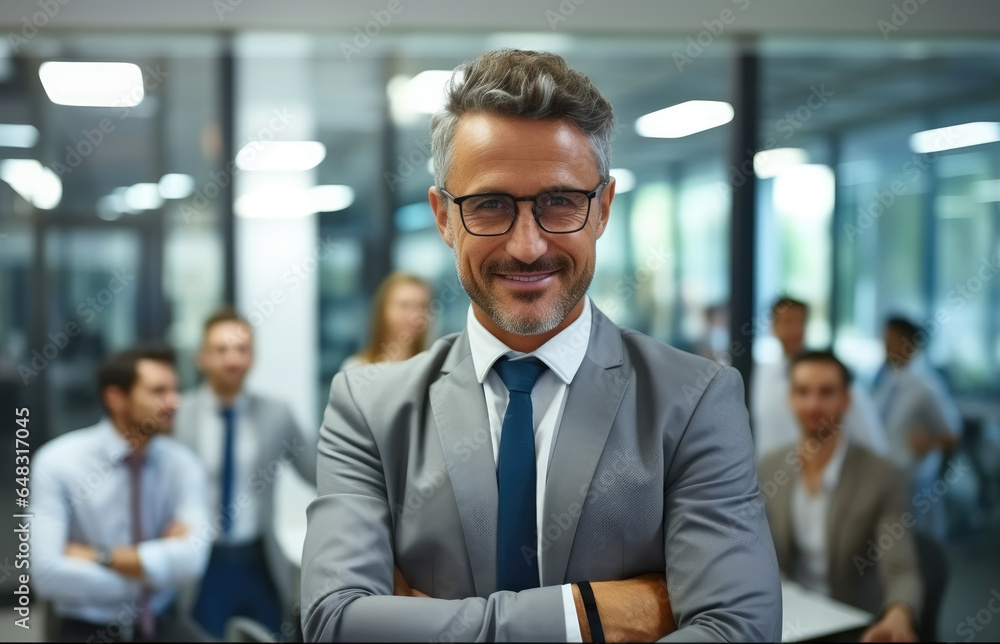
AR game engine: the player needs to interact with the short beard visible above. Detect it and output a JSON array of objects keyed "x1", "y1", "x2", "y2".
[{"x1": 452, "y1": 238, "x2": 594, "y2": 336}]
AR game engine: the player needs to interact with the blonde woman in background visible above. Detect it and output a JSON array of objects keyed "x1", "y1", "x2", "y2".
[{"x1": 340, "y1": 271, "x2": 433, "y2": 371}]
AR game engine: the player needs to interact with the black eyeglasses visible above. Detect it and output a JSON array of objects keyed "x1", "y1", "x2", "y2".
[{"x1": 438, "y1": 182, "x2": 605, "y2": 236}]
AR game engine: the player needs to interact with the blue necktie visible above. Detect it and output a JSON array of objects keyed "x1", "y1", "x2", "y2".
[
  {"x1": 492, "y1": 356, "x2": 547, "y2": 592},
  {"x1": 220, "y1": 406, "x2": 236, "y2": 535}
]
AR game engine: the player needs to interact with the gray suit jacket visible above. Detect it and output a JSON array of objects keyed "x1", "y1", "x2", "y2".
[
  {"x1": 174, "y1": 387, "x2": 318, "y2": 604},
  {"x1": 302, "y1": 306, "x2": 781, "y2": 642},
  {"x1": 758, "y1": 443, "x2": 923, "y2": 617}
]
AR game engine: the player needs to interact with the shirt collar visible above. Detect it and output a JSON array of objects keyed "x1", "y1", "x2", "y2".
[
  {"x1": 96, "y1": 417, "x2": 159, "y2": 465},
  {"x1": 467, "y1": 296, "x2": 593, "y2": 386},
  {"x1": 200, "y1": 382, "x2": 248, "y2": 414},
  {"x1": 819, "y1": 431, "x2": 849, "y2": 492}
]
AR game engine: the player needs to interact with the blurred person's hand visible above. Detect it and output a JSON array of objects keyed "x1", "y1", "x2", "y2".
[
  {"x1": 65, "y1": 542, "x2": 96, "y2": 561},
  {"x1": 908, "y1": 427, "x2": 935, "y2": 457},
  {"x1": 161, "y1": 520, "x2": 189, "y2": 538},
  {"x1": 860, "y1": 603, "x2": 918, "y2": 643}
]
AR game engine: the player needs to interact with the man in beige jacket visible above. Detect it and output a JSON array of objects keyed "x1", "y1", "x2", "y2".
[{"x1": 758, "y1": 350, "x2": 922, "y2": 643}]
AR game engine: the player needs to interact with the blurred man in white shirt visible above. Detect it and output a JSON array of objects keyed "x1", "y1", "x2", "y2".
[
  {"x1": 33, "y1": 347, "x2": 210, "y2": 642},
  {"x1": 751, "y1": 296, "x2": 887, "y2": 459}
]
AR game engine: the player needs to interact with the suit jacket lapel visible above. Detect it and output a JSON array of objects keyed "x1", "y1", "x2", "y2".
[
  {"x1": 770, "y1": 463, "x2": 795, "y2": 571},
  {"x1": 541, "y1": 307, "x2": 628, "y2": 586},
  {"x1": 826, "y1": 444, "x2": 859, "y2": 581},
  {"x1": 429, "y1": 331, "x2": 499, "y2": 598}
]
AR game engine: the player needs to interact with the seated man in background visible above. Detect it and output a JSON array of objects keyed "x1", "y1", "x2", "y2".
[
  {"x1": 174, "y1": 308, "x2": 318, "y2": 639},
  {"x1": 873, "y1": 316, "x2": 962, "y2": 540},
  {"x1": 32, "y1": 347, "x2": 211, "y2": 642},
  {"x1": 752, "y1": 296, "x2": 888, "y2": 458},
  {"x1": 759, "y1": 351, "x2": 922, "y2": 643}
]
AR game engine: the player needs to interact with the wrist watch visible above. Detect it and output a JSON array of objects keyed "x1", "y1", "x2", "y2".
[{"x1": 96, "y1": 549, "x2": 113, "y2": 567}]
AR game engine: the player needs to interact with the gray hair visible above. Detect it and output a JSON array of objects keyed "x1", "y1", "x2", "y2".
[{"x1": 429, "y1": 49, "x2": 614, "y2": 189}]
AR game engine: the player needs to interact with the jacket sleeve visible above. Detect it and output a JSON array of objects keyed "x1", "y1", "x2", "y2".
[
  {"x1": 300, "y1": 372, "x2": 567, "y2": 642},
  {"x1": 661, "y1": 366, "x2": 784, "y2": 642},
  {"x1": 283, "y1": 401, "x2": 319, "y2": 486},
  {"x1": 875, "y1": 468, "x2": 924, "y2": 617}
]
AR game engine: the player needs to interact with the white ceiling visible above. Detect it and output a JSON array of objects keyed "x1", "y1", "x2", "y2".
[{"x1": 0, "y1": 0, "x2": 998, "y2": 36}]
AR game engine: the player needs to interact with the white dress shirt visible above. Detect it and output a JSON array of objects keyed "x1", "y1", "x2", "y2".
[
  {"x1": 190, "y1": 385, "x2": 262, "y2": 545},
  {"x1": 790, "y1": 433, "x2": 849, "y2": 596},
  {"x1": 467, "y1": 297, "x2": 593, "y2": 642},
  {"x1": 751, "y1": 355, "x2": 889, "y2": 460},
  {"x1": 31, "y1": 419, "x2": 211, "y2": 625}
]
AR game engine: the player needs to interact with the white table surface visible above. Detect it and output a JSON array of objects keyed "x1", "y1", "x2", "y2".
[{"x1": 781, "y1": 579, "x2": 874, "y2": 641}]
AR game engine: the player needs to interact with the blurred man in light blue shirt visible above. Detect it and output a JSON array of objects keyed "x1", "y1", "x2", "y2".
[
  {"x1": 873, "y1": 316, "x2": 962, "y2": 539},
  {"x1": 32, "y1": 347, "x2": 210, "y2": 642}
]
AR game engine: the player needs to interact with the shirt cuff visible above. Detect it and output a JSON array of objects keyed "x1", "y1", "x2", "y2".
[
  {"x1": 136, "y1": 540, "x2": 169, "y2": 589},
  {"x1": 561, "y1": 583, "x2": 583, "y2": 642}
]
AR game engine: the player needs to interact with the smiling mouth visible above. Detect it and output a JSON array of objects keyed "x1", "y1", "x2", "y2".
[{"x1": 500, "y1": 273, "x2": 554, "y2": 282}]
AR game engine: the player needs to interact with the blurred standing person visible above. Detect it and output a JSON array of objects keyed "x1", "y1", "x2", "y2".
[
  {"x1": 174, "y1": 308, "x2": 318, "y2": 639},
  {"x1": 873, "y1": 316, "x2": 962, "y2": 539},
  {"x1": 751, "y1": 296, "x2": 887, "y2": 459},
  {"x1": 340, "y1": 271, "x2": 433, "y2": 370},
  {"x1": 32, "y1": 347, "x2": 210, "y2": 642}
]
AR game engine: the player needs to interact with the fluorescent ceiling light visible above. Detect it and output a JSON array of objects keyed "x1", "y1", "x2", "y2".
[
  {"x1": 0, "y1": 159, "x2": 62, "y2": 209},
  {"x1": 0, "y1": 124, "x2": 39, "y2": 148},
  {"x1": 772, "y1": 164, "x2": 835, "y2": 222},
  {"x1": 96, "y1": 196, "x2": 124, "y2": 221},
  {"x1": 158, "y1": 173, "x2": 195, "y2": 199},
  {"x1": 388, "y1": 70, "x2": 453, "y2": 125},
  {"x1": 610, "y1": 168, "x2": 636, "y2": 194},
  {"x1": 39, "y1": 62, "x2": 144, "y2": 108},
  {"x1": 109, "y1": 187, "x2": 139, "y2": 215},
  {"x1": 309, "y1": 184, "x2": 355, "y2": 212},
  {"x1": 754, "y1": 148, "x2": 808, "y2": 179},
  {"x1": 909, "y1": 122, "x2": 1000, "y2": 154},
  {"x1": 635, "y1": 100, "x2": 734, "y2": 138},
  {"x1": 235, "y1": 183, "x2": 354, "y2": 218},
  {"x1": 235, "y1": 141, "x2": 326, "y2": 171},
  {"x1": 124, "y1": 183, "x2": 163, "y2": 211}
]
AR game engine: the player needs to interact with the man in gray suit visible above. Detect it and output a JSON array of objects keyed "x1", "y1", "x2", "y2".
[
  {"x1": 174, "y1": 308, "x2": 318, "y2": 638},
  {"x1": 758, "y1": 351, "x2": 922, "y2": 642},
  {"x1": 302, "y1": 49, "x2": 781, "y2": 642}
]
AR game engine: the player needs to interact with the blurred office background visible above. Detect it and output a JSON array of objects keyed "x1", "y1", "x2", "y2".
[{"x1": 1, "y1": 0, "x2": 999, "y2": 640}]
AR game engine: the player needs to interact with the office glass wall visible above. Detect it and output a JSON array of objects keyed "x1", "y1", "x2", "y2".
[
  {"x1": 756, "y1": 40, "x2": 1000, "y2": 396},
  {"x1": 4, "y1": 31, "x2": 999, "y2": 439},
  {"x1": 0, "y1": 34, "x2": 225, "y2": 439}
]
